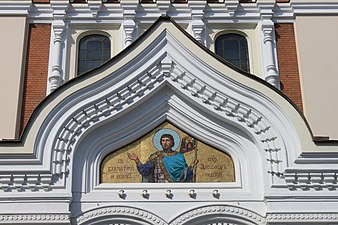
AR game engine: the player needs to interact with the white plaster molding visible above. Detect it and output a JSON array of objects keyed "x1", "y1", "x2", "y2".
[
  {"x1": 51, "y1": 53, "x2": 283, "y2": 182},
  {"x1": 0, "y1": 173, "x2": 52, "y2": 192},
  {"x1": 267, "y1": 213, "x2": 338, "y2": 223},
  {"x1": 0, "y1": 0, "x2": 31, "y2": 15},
  {"x1": 122, "y1": 1, "x2": 138, "y2": 47},
  {"x1": 74, "y1": 205, "x2": 266, "y2": 225},
  {"x1": 189, "y1": 1, "x2": 206, "y2": 45},
  {"x1": 2, "y1": 1, "x2": 338, "y2": 22},
  {"x1": 259, "y1": 1, "x2": 280, "y2": 89},
  {"x1": 225, "y1": 0, "x2": 239, "y2": 17},
  {"x1": 283, "y1": 170, "x2": 338, "y2": 191},
  {"x1": 88, "y1": 0, "x2": 103, "y2": 17},
  {"x1": 0, "y1": 21, "x2": 301, "y2": 193},
  {"x1": 170, "y1": 205, "x2": 266, "y2": 225},
  {"x1": 75, "y1": 206, "x2": 167, "y2": 225},
  {"x1": 157, "y1": 0, "x2": 171, "y2": 17},
  {"x1": 123, "y1": 19, "x2": 136, "y2": 47},
  {"x1": 48, "y1": 3, "x2": 68, "y2": 93},
  {"x1": 0, "y1": 214, "x2": 70, "y2": 224}
]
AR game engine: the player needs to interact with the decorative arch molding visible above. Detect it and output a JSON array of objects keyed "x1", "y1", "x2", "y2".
[
  {"x1": 74, "y1": 206, "x2": 167, "y2": 225},
  {"x1": 0, "y1": 17, "x2": 325, "y2": 194},
  {"x1": 74, "y1": 205, "x2": 265, "y2": 225},
  {"x1": 50, "y1": 19, "x2": 297, "y2": 191},
  {"x1": 71, "y1": 88, "x2": 258, "y2": 194},
  {"x1": 170, "y1": 205, "x2": 266, "y2": 225}
]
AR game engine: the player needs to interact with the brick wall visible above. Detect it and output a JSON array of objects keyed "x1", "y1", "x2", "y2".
[
  {"x1": 275, "y1": 23, "x2": 303, "y2": 112},
  {"x1": 20, "y1": 24, "x2": 51, "y2": 134}
]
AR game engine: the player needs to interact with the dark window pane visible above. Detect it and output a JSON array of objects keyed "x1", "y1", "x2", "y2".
[
  {"x1": 103, "y1": 49, "x2": 110, "y2": 60},
  {"x1": 87, "y1": 41, "x2": 101, "y2": 50},
  {"x1": 86, "y1": 61, "x2": 102, "y2": 70},
  {"x1": 79, "y1": 49, "x2": 85, "y2": 60},
  {"x1": 103, "y1": 38, "x2": 110, "y2": 49},
  {"x1": 77, "y1": 34, "x2": 111, "y2": 75},
  {"x1": 215, "y1": 33, "x2": 250, "y2": 73},
  {"x1": 78, "y1": 61, "x2": 86, "y2": 74},
  {"x1": 87, "y1": 49, "x2": 102, "y2": 60}
]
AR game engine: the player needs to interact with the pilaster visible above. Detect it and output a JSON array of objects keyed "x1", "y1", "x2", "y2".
[
  {"x1": 259, "y1": 0, "x2": 280, "y2": 89},
  {"x1": 49, "y1": 1, "x2": 68, "y2": 93}
]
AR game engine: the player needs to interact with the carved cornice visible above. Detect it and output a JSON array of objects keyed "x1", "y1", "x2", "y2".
[{"x1": 8, "y1": 1, "x2": 338, "y2": 22}]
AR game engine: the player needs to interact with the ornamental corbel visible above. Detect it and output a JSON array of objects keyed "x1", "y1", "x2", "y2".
[
  {"x1": 189, "y1": 1, "x2": 206, "y2": 45},
  {"x1": 191, "y1": 19, "x2": 205, "y2": 44},
  {"x1": 123, "y1": 19, "x2": 136, "y2": 47},
  {"x1": 88, "y1": 0, "x2": 103, "y2": 17},
  {"x1": 157, "y1": 0, "x2": 170, "y2": 16},
  {"x1": 226, "y1": 0, "x2": 239, "y2": 17},
  {"x1": 122, "y1": 1, "x2": 137, "y2": 47}
]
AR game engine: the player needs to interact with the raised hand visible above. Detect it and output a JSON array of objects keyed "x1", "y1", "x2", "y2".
[{"x1": 127, "y1": 152, "x2": 139, "y2": 161}]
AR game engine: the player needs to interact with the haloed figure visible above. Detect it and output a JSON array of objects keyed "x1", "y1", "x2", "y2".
[{"x1": 128, "y1": 133, "x2": 198, "y2": 183}]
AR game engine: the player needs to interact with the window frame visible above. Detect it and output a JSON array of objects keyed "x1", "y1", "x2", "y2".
[
  {"x1": 77, "y1": 34, "x2": 112, "y2": 76},
  {"x1": 214, "y1": 32, "x2": 250, "y2": 73}
]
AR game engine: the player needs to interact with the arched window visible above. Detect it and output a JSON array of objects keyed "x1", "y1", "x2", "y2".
[
  {"x1": 77, "y1": 34, "x2": 111, "y2": 75},
  {"x1": 215, "y1": 33, "x2": 250, "y2": 73}
]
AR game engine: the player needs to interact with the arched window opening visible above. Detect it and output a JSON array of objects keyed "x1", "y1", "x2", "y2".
[
  {"x1": 215, "y1": 33, "x2": 250, "y2": 73},
  {"x1": 78, "y1": 34, "x2": 111, "y2": 75}
]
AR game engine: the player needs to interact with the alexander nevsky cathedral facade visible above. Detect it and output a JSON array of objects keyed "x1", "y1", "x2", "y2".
[{"x1": 0, "y1": 0, "x2": 338, "y2": 224}]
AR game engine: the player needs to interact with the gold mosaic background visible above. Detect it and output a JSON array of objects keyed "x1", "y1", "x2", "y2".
[{"x1": 101, "y1": 122, "x2": 235, "y2": 183}]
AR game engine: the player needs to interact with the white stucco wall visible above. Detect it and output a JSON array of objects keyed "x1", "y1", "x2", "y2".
[
  {"x1": 0, "y1": 17, "x2": 27, "y2": 140},
  {"x1": 295, "y1": 16, "x2": 338, "y2": 140}
]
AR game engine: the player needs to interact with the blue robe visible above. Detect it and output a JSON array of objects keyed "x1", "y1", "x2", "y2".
[{"x1": 137, "y1": 151, "x2": 193, "y2": 182}]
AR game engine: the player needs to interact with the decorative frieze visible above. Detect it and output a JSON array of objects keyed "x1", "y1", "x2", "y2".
[
  {"x1": 0, "y1": 173, "x2": 53, "y2": 192},
  {"x1": 0, "y1": 214, "x2": 70, "y2": 223},
  {"x1": 267, "y1": 213, "x2": 338, "y2": 223},
  {"x1": 284, "y1": 171, "x2": 338, "y2": 190}
]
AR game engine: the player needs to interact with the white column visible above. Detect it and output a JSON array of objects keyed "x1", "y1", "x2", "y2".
[
  {"x1": 259, "y1": 0, "x2": 280, "y2": 89},
  {"x1": 49, "y1": 19, "x2": 65, "y2": 93},
  {"x1": 261, "y1": 18, "x2": 280, "y2": 89}
]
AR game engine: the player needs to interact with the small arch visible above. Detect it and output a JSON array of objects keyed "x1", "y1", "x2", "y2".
[
  {"x1": 170, "y1": 205, "x2": 266, "y2": 225},
  {"x1": 215, "y1": 32, "x2": 250, "y2": 73},
  {"x1": 74, "y1": 206, "x2": 167, "y2": 225},
  {"x1": 77, "y1": 33, "x2": 111, "y2": 75}
]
